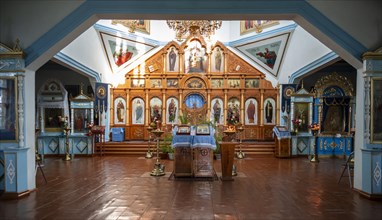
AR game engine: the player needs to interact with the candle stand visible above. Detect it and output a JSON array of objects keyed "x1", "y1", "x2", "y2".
[
  {"x1": 63, "y1": 128, "x2": 71, "y2": 161},
  {"x1": 310, "y1": 129, "x2": 319, "y2": 163},
  {"x1": 145, "y1": 126, "x2": 154, "y2": 159},
  {"x1": 236, "y1": 125, "x2": 245, "y2": 159},
  {"x1": 150, "y1": 129, "x2": 165, "y2": 176}
]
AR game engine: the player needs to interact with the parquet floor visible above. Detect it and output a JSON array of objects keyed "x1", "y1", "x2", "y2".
[{"x1": 1, "y1": 155, "x2": 381, "y2": 220}]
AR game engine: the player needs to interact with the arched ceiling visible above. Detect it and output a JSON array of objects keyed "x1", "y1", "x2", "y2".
[{"x1": 1, "y1": 0, "x2": 380, "y2": 75}]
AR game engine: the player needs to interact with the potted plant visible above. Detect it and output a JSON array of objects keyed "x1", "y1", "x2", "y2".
[
  {"x1": 214, "y1": 133, "x2": 222, "y2": 160},
  {"x1": 178, "y1": 115, "x2": 188, "y2": 125},
  {"x1": 160, "y1": 133, "x2": 174, "y2": 160}
]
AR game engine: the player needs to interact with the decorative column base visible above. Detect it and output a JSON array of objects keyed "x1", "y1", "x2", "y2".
[
  {"x1": 310, "y1": 154, "x2": 319, "y2": 163},
  {"x1": 150, "y1": 163, "x2": 165, "y2": 176},
  {"x1": 236, "y1": 151, "x2": 245, "y2": 159},
  {"x1": 145, "y1": 151, "x2": 154, "y2": 159}
]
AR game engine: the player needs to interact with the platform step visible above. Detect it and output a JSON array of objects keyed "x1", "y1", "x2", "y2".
[{"x1": 96, "y1": 141, "x2": 275, "y2": 156}]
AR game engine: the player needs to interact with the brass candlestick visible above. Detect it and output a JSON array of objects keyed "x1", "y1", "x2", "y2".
[
  {"x1": 236, "y1": 125, "x2": 245, "y2": 159},
  {"x1": 150, "y1": 129, "x2": 165, "y2": 176},
  {"x1": 63, "y1": 128, "x2": 71, "y2": 161},
  {"x1": 145, "y1": 126, "x2": 154, "y2": 159},
  {"x1": 310, "y1": 128, "x2": 319, "y2": 163}
]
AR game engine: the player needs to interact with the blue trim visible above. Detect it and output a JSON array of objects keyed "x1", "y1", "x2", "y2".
[
  {"x1": 93, "y1": 24, "x2": 165, "y2": 46},
  {"x1": 289, "y1": 52, "x2": 339, "y2": 83},
  {"x1": 53, "y1": 52, "x2": 101, "y2": 82},
  {"x1": 297, "y1": 2, "x2": 367, "y2": 60},
  {"x1": 229, "y1": 23, "x2": 297, "y2": 47},
  {"x1": 24, "y1": 0, "x2": 366, "y2": 68},
  {"x1": 24, "y1": 1, "x2": 92, "y2": 67}
]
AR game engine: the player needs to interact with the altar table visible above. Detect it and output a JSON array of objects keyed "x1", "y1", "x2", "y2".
[{"x1": 172, "y1": 128, "x2": 216, "y2": 178}]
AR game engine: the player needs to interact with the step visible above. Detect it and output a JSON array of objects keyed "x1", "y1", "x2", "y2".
[{"x1": 96, "y1": 141, "x2": 276, "y2": 156}]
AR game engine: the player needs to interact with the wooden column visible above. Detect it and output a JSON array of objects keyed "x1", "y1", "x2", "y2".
[
  {"x1": 162, "y1": 90, "x2": 166, "y2": 126},
  {"x1": 260, "y1": 89, "x2": 264, "y2": 126},
  {"x1": 126, "y1": 91, "x2": 130, "y2": 126},
  {"x1": 224, "y1": 89, "x2": 228, "y2": 126},
  {"x1": 240, "y1": 89, "x2": 245, "y2": 124},
  {"x1": 145, "y1": 90, "x2": 149, "y2": 126},
  {"x1": 179, "y1": 89, "x2": 183, "y2": 116},
  {"x1": 276, "y1": 85, "x2": 280, "y2": 125},
  {"x1": 207, "y1": 89, "x2": 211, "y2": 119},
  {"x1": 179, "y1": 52, "x2": 184, "y2": 73},
  {"x1": 110, "y1": 89, "x2": 114, "y2": 127}
]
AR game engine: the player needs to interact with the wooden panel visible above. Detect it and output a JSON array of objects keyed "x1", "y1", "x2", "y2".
[
  {"x1": 130, "y1": 126, "x2": 145, "y2": 140},
  {"x1": 219, "y1": 142, "x2": 236, "y2": 181},
  {"x1": 174, "y1": 147, "x2": 193, "y2": 177},
  {"x1": 124, "y1": 127, "x2": 130, "y2": 140},
  {"x1": 264, "y1": 125, "x2": 274, "y2": 140},
  {"x1": 244, "y1": 126, "x2": 259, "y2": 140},
  {"x1": 193, "y1": 147, "x2": 214, "y2": 178},
  {"x1": 275, "y1": 137, "x2": 291, "y2": 158}
]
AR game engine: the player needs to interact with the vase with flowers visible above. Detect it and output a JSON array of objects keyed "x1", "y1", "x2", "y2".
[
  {"x1": 292, "y1": 117, "x2": 302, "y2": 134},
  {"x1": 308, "y1": 123, "x2": 320, "y2": 135}
]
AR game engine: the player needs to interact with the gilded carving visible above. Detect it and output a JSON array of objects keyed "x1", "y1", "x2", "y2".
[
  {"x1": 133, "y1": 127, "x2": 144, "y2": 138},
  {"x1": 314, "y1": 72, "x2": 354, "y2": 97}
]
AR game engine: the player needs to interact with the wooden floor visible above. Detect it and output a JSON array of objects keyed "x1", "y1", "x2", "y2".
[{"x1": 1, "y1": 155, "x2": 381, "y2": 220}]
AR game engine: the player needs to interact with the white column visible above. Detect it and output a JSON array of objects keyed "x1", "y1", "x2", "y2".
[
  {"x1": 17, "y1": 75, "x2": 24, "y2": 148},
  {"x1": 354, "y1": 68, "x2": 365, "y2": 190},
  {"x1": 24, "y1": 69, "x2": 36, "y2": 190}
]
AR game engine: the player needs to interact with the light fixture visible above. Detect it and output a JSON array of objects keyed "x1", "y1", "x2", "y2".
[{"x1": 166, "y1": 20, "x2": 222, "y2": 41}]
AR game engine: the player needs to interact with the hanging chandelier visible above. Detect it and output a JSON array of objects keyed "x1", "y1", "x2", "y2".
[{"x1": 166, "y1": 20, "x2": 222, "y2": 41}]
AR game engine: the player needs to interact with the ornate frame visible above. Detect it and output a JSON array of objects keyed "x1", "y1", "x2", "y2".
[
  {"x1": 240, "y1": 20, "x2": 279, "y2": 35},
  {"x1": 371, "y1": 77, "x2": 382, "y2": 143},
  {"x1": 314, "y1": 73, "x2": 354, "y2": 135},
  {"x1": 111, "y1": 20, "x2": 150, "y2": 34},
  {"x1": 0, "y1": 76, "x2": 18, "y2": 142},
  {"x1": 234, "y1": 33, "x2": 290, "y2": 77}
]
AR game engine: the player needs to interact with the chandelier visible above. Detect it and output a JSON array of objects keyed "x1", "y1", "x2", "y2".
[{"x1": 166, "y1": 20, "x2": 222, "y2": 41}]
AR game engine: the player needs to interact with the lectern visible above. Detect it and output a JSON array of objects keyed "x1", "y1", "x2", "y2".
[{"x1": 219, "y1": 141, "x2": 237, "y2": 181}]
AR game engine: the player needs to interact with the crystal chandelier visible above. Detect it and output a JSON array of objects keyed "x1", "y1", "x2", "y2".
[{"x1": 166, "y1": 20, "x2": 222, "y2": 41}]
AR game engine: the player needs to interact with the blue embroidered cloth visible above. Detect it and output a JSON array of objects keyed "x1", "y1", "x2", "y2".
[
  {"x1": 273, "y1": 126, "x2": 291, "y2": 139},
  {"x1": 172, "y1": 126, "x2": 216, "y2": 150}
]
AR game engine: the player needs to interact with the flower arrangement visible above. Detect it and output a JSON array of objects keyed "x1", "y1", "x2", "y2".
[
  {"x1": 291, "y1": 117, "x2": 302, "y2": 133},
  {"x1": 308, "y1": 123, "x2": 320, "y2": 135},
  {"x1": 227, "y1": 115, "x2": 239, "y2": 125},
  {"x1": 86, "y1": 122, "x2": 94, "y2": 136},
  {"x1": 60, "y1": 116, "x2": 69, "y2": 130},
  {"x1": 292, "y1": 117, "x2": 302, "y2": 126},
  {"x1": 308, "y1": 123, "x2": 320, "y2": 131}
]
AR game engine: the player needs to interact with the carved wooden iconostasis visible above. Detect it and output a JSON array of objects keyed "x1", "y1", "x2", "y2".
[
  {"x1": 110, "y1": 34, "x2": 279, "y2": 141},
  {"x1": 313, "y1": 73, "x2": 355, "y2": 157}
]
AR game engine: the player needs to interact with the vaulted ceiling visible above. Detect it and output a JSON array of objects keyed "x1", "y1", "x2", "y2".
[{"x1": 1, "y1": 1, "x2": 380, "y2": 83}]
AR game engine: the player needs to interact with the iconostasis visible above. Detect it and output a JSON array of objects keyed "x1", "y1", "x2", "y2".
[{"x1": 110, "y1": 34, "x2": 279, "y2": 141}]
